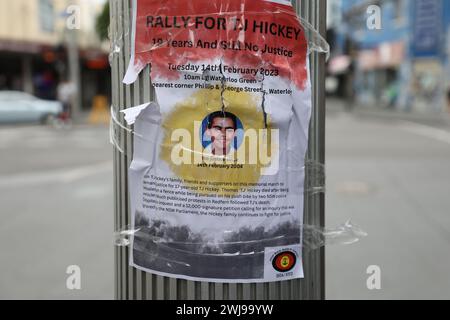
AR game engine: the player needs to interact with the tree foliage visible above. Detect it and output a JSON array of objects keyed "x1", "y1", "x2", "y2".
[
  {"x1": 96, "y1": 2, "x2": 110, "y2": 41},
  {"x1": 135, "y1": 217, "x2": 300, "y2": 255}
]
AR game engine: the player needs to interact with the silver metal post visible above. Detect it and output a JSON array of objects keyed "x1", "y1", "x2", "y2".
[
  {"x1": 66, "y1": 26, "x2": 81, "y2": 121},
  {"x1": 111, "y1": 0, "x2": 326, "y2": 300}
]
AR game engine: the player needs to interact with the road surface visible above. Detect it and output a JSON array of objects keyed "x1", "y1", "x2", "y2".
[
  {"x1": 326, "y1": 101, "x2": 450, "y2": 300},
  {"x1": 0, "y1": 125, "x2": 114, "y2": 299}
]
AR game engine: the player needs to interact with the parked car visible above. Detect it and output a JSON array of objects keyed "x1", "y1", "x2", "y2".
[{"x1": 0, "y1": 91, "x2": 63, "y2": 125}]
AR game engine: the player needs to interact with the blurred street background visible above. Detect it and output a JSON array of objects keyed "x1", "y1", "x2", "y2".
[
  {"x1": 325, "y1": 0, "x2": 450, "y2": 300},
  {"x1": 326, "y1": 100, "x2": 450, "y2": 300},
  {"x1": 0, "y1": 0, "x2": 113, "y2": 299},
  {"x1": 0, "y1": 124, "x2": 113, "y2": 299},
  {"x1": 1, "y1": 0, "x2": 450, "y2": 299}
]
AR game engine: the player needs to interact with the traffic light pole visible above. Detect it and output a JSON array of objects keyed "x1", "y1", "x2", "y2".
[{"x1": 111, "y1": 0, "x2": 326, "y2": 300}]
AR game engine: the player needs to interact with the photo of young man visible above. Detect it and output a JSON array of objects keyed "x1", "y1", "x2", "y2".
[{"x1": 203, "y1": 111, "x2": 239, "y2": 159}]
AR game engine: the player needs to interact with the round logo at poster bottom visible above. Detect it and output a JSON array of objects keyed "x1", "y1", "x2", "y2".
[{"x1": 272, "y1": 251, "x2": 297, "y2": 273}]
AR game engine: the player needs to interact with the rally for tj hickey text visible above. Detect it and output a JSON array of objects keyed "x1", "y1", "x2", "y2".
[{"x1": 146, "y1": 16, "x2": 303, "y2": 41}]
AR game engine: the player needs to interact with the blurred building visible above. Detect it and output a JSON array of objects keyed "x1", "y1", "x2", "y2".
[
  {"x1": 327, "y1": 0, "x2": 342, "y2": 29},
  {"x1": 0, "y1": 0, "x2": 110, "y2": 109},
  {"x1": 329, "y1": 0, "x2": 450, "y2": 114}
]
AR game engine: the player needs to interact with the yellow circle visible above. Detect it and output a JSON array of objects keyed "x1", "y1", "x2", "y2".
[
  {"x1": 281, "y1": 256, "x2": 290, "y2": 268},
  {"x1": 160, "y1": 88, "x2": 276, "y2": 196}
]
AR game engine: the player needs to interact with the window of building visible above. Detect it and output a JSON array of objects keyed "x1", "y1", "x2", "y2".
[{"x1": 39, "y1": 0, "x2": 55, "y2": 33}]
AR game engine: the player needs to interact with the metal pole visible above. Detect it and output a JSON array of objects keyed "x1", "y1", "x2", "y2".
[
  {"x1": 22, "y1": 55, "x2": 34, "y2": 95},
  {"x1": 66, "y1": 27, "x2": 82, "y2": 121},
  {"x1": 65, "y1": 0, "x2": 82, "y2": 121},
  {"x1": 111, "y1": 0, "x2": 326, "y2": 300}
]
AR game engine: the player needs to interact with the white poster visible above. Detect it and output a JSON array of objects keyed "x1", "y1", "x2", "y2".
[{"x1": 124, "y1": 0, "x2": 312, "y2": 283}]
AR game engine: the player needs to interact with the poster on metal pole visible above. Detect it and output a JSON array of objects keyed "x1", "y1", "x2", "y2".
[{"x1": 123, "y1": 0, "x2": 312, "y2": 283}]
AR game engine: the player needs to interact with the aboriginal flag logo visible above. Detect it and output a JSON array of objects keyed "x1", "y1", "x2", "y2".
[{"x1": 272, "y1": 251, "x2": 297, "y2": 273}]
